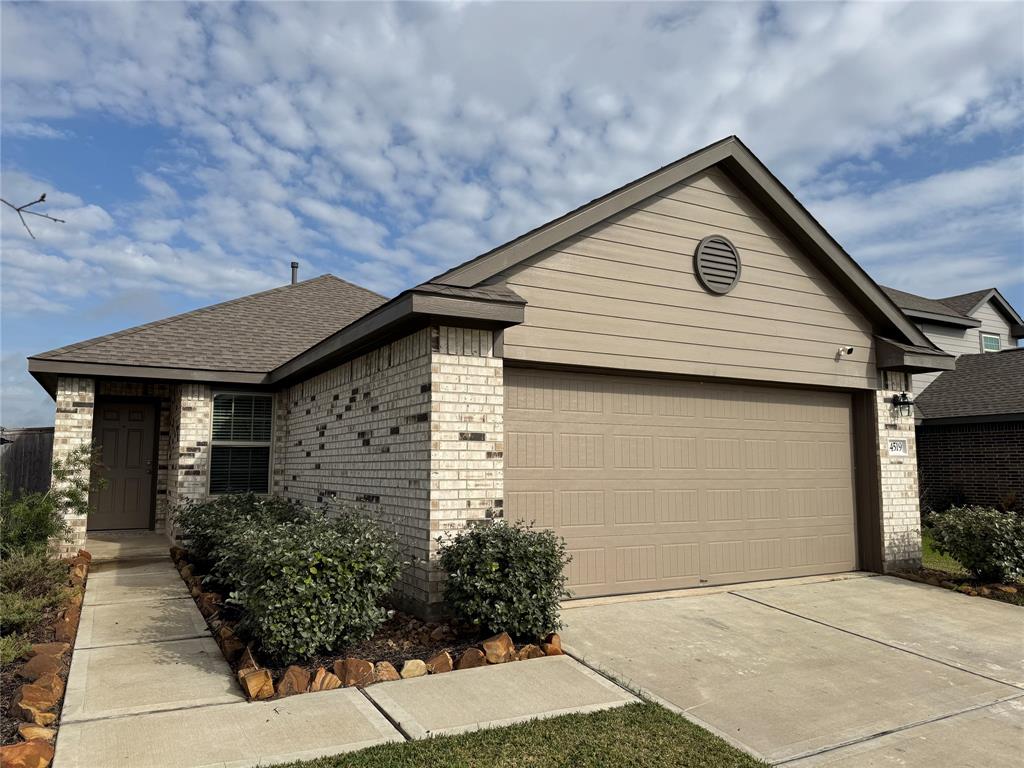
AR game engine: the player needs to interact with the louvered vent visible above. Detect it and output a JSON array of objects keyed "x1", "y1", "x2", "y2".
[{"x1": 694, "y1": 235, "x2": 741, "y2": 295}]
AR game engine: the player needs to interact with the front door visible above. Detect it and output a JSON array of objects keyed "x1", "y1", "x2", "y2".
[{"x1": 89, "y1": 402, "x2": 156, "y2": 530}]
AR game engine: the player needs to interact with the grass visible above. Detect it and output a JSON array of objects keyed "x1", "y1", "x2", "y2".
[
  {"x1": 282, "y1": 702, "x2": 764, "y2": 768},
  {"x1": 921, "y1": 530, "x2": 967, "y2": 577}
]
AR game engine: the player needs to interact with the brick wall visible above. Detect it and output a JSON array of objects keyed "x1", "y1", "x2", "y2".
[
  {"x1": 277, "y1": 325, "x2": 504, "y2": 612},
  {"x1": 427, "y1": 327, "x2": 503, "y2": 600},
  {"x1": 278, "y1": 329, "x2": 435, "y2": 606},
  {"x1": 875, "y1": 371, "x2": 922, "y2": 570},
  {"x1": 917, "y1": 420, "x2": 1024, "y2": 511},
  {"x1": 51, "y1": 376, "x2": 95, "y2": 553},
  {"x1": 167, "y1": 384, "x2": 213, "y2": 518}
]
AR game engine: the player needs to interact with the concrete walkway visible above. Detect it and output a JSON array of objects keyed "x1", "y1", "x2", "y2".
[
  {"x1": 561, "y1": 574, "x2": 1024, "y2": 767},
  {"x1": 55, "y1": 533, "x2": 636, "y2": 768}
]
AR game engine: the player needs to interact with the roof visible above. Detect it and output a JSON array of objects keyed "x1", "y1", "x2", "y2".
[
  {"x1": 881, "y1": 286, "x2": 976, "y2": 325},
  {"x1": 881, "y1": 286, "x2": 1023, "y2": 336},
  {"x1": 916, "y1": 347, "x2": 1024, "y2": 422},
  {"x1": 31, "y1": 135, "x2": 953, "y2": 391},
  {"x1": 31, "y1": 275, "x2": 386, "y2": 374}
]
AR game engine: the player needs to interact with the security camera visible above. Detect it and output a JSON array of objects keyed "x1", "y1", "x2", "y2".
[{"x1": 836, "y1": 346, "x2": 855, "y2": 357}]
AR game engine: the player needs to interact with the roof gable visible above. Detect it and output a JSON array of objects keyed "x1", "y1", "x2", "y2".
[
  {"x1": 940, "y1": 288, "x2": 1023, "y2": 329},
  {"x1": 31, "y1": 275, "x2": 386, "y2": 375},
  {"x1": 425, "y1": 136, "x2": 933, "y2": 351}
]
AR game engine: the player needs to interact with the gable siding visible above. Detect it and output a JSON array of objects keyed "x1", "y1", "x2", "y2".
[
  {"x1": 497, "y1": 168, "x2": 877, "y2": 389},
  {"x1": 914, "y1": 300, "x2": 1015, "y2": 393}
]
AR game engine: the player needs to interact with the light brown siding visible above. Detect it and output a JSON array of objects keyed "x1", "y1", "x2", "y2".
[
  {"x1": 505, "y1": 368, "x2": 857, "y2": 597},
  {"x1": 498, "y1": 168, "x2": 876, "y2": 389},
  {"x1": 914, "y1": 300, "x2": 1016, "y2": 393}
]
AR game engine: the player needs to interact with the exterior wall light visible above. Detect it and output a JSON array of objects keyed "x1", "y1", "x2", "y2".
[{"x1": 891, "y1": 392, "x2": 914, "y2": 418}]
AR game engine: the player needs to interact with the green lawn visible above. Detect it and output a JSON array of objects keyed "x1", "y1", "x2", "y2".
[
  {"x1": 921, "y1": 531, "x2": 967, "y2": 577},
  {"x1": 283, "y1": 702, "x2": 764, "y2": 768}
]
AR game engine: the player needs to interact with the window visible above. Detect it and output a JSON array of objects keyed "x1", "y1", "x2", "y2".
[
  {"x1": 209, "y1": 393, "x2": 273, "y2": 494},
  {"x1": 980, "y1": 332, "x2": 1001, "y2": 353}
]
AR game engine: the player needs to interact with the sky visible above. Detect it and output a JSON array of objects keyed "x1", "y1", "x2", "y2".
[{"x1": 2, "y1": 1, "x2": 1023, "y2": 427}]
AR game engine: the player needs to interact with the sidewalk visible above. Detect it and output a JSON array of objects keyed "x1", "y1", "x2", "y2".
[{"x1": 54, "y1": 533, "x2": 636, "y2": 768}]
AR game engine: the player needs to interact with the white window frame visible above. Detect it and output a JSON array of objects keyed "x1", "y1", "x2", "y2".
[
  {"x1": 207, "y1": 391, "x2": 274, "y2": 495},
  {"x1": 979, "y1": 332, "x2": 1001, "y2": 353}
]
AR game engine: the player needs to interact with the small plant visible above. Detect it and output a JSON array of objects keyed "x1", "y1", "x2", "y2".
[
  {"x1": 438, "y1": 520, "x2": 571, "y2": 639},
  {"x1": 0, "y1": 634, "x2": 32, "y2": 666},
  {"x1": 927, "y1": 506, "x2": 1024, "y2": 583}
]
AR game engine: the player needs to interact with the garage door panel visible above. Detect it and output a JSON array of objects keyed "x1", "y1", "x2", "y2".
[{"x1": 506, "y1": 368, "x2": 857, "y2": 598}]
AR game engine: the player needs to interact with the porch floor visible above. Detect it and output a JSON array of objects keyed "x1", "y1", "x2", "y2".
[{"x1": 84, "y1": 531, "x2": 172, "y2": 563}]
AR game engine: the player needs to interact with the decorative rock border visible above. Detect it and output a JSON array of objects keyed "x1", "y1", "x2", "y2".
[
  {"x1": 169, "y1": 546, "x2": 563, "y2": 702},
  {"x1": 894, "y1": 569, "x2": 1020, "y2": 600},
  {"x1": 1, "y1": 549, "x2": 92, "y2": 768}
]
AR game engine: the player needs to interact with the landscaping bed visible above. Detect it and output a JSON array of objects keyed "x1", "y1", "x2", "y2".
[
  {"x1": 171, "y1": 544, "x2": 564, "y2": 700},
  {"x1": 0, "y1": 549, "x2": 92, "y2": 766}
]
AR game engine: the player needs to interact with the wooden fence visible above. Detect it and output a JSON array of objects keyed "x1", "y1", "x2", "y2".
[{"x1": 0, "y1": 427, "x2": 54, "y2": 497}]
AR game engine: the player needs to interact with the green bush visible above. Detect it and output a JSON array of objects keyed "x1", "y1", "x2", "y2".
[
  {"x1": 174, "y1": 496, "x2": 402, "y2": 664},
  {"x1": 0, "y1": 634, "x2": 31, "y2": 666},
  {"x1": 927, "y1": 506, "x2": 1024, "y2": 583},
  {"x1": 0, "y1": 489, "x2": 68, "y2": 556},
  {"x1": 0, "y1": 550, "x2": 71, "y2": 647},
  {"x1": 438, "y1": 520, "x2": 571, "y2": 639}
]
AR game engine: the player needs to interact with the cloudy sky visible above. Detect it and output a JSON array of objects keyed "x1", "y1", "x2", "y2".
[{"x1": 2, "y1": 1, "x2": 1022, "y2": 426}]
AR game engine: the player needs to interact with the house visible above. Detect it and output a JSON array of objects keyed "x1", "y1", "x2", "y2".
[
  {"x1": 29, "y1": 136, "x2": 956, "y2": 616},
  {"x1": 881, "y1": 286, "x2": 1023, "y2": 394},
  {"x1": 914, "y1": 348, "x2": 1024, "y2": 512}
]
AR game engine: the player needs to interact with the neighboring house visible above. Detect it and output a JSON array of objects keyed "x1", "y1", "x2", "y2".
[
  {"x1": 29, "y1": 136, "x2": 955, "y2": 616},
  {"x1": 915, "y1": 348, "x2": 1024, "y2": 512},
  {"x1": 881, "y1": 286, "x2": 1024, "y2": 394}
]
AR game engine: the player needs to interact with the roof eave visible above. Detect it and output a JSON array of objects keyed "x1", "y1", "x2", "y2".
[
  {"x1": 901, "y1": 308, "x2": 981, "y2": 328},
  {"x1": 27, "y1": 358, "x2": 271, "y2": 396},
  {"x1": 269, "y1": 289, "x2": 526, "y2": 386},
  {"x1": 875, "y1": 337, "x2": 956, "y2": 373},
  {"x1": 919, "y1": 412, "x2": 1024, "y2": 426}
]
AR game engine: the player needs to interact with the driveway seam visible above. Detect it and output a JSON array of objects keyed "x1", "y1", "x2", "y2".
[
  {"x1": 731, "y1": 590, "x2": 1024, "y2": 691},
  {"x1": 773, "y1": 692, "x2": 1024, "y2": 765}
]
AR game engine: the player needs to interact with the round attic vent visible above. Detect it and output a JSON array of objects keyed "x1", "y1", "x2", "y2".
[{"x1": 694, "y1": 235, "x2": 742, "y2": 295}]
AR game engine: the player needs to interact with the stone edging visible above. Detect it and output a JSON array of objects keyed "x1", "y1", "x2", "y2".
[
  {"x1": 893, "y1": 570, "x2": 1020, "y2": 600},
  {"x1": 169, "y1": 546, "x2": 563, "y2": 701},
  {"x1": 1, "y1": 549, "x2": 92, "y2": 768}
]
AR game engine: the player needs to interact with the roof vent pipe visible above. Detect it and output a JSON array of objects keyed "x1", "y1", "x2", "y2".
[{"x1": 290, "y1": 261, "x2": 299, "y2": 284}]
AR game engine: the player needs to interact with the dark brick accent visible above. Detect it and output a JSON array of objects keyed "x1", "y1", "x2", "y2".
[
  {"x1": 486, "y1": 451, "x2": 503, "y2": 459},
  {"x1": 362, "y1": 438, "x2": 371, "y2": 447},
  {"x1": 390, "y1": 426, "x2": 400, "y2": 435},
  {"x1": 333, "y1": 394, "x2": 340, "y2": 401},
  {"x1": 917, "y1": 421, "x2": 1024, "y2": 511},
  {"x1": 370, "y1": 405, "x2": 379, "y2": 413},
  {"x1": 356, "y1": 494, "x2": 380, "y2": 504},
  {"x1": 459, "y1": 432, "x2": 486, "y2": 441},
  {"x1": 420, "y1": 383, "x2": 431, "y2": 393},
  {"x1": 357, "y1": 431, "x2": 370, "y2": 439},
  {"x1": 72, "y1": 401, "x2": 94, "y2": 408}
]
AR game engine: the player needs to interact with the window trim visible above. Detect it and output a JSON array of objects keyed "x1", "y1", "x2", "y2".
[
  {"x1": 979, "y1": 332, "x2": 1001, "y2": 353},
  {"x1": 207, "y1": 390, "x2": 275, "y2": 496}
]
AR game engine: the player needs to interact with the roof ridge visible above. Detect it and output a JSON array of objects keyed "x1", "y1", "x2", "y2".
[{"x1": 33, "y1": 275, "x2": 343, "y2": 361}]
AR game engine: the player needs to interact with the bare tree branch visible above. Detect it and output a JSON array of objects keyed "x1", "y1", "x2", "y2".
[{"x1": 1, "y1": 193, "x2": 66, "y2": 239}]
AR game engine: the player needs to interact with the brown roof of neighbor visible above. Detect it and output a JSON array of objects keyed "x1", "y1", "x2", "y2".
[
  {"x1": 31, "y1": 275, "x2": 387, "y2": 373},
  {"x1": 880, "y1": 286, "x2": 974, "y2": 322},
  {"x1": 916, "y1": 347, "x2": 1024, "y2": 421}
]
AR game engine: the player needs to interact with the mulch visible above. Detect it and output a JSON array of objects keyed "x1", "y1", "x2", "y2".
[{"x1": 0, "y1": 600, "x2": 68, "y2": 746}]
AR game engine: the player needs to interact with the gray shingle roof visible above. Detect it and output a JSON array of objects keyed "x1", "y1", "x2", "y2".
[
  {"x1": 937, "y1": 289, "x2": 994, "y2": 317},
  {"x1": 916, "y1": 348, "x2": 1024, "y2": 420},
  {"x1": 881, "y1": 286, "x2": 973, "y2": 322},
  {"x1": 31, "y1": 275, "x2": 387, "y2": 373}
]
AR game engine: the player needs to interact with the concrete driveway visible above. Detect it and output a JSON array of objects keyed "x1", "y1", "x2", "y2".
[{"x1": 561, "y1": 574, "x2": 1024, "y2": 766}]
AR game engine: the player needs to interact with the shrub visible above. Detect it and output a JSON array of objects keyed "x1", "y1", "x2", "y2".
[
  {"x1": 174, "y1": 495, "x2": 402, "y2": 664},
  {"x1": 927, "y1": 506, "x2": 1024, "y2": 583},
  {"x1": 438, "y1": 520, "x2": 571, "y2": 639},
  {"x1": 0, "y1": 634, "x2": 31, "y2": 666},
  {"x1": 0, "y1": 550, "x2": 72, "y2": 652},
  {"x1": 0, "y1": 443, "x2": 100, "y2": 557}
]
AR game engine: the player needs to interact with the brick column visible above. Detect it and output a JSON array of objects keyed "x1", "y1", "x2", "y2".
[
  {"x1": 166, "y1": 384, "x2": 212, "y2": 541},
  {"x1": 427, "y1": 326, "x2": 504, "y2": 608},
  {"x1": 875, "y1": 371, "x2": 922, "y2": 571},
  {"x1": 51, "y1": 376, "x2": 95, "y2": 553}
]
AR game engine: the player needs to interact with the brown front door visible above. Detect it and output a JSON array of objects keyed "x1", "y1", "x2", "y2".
[{"x1": 89, "y1": 402, "x2": 156, "y2": 530}]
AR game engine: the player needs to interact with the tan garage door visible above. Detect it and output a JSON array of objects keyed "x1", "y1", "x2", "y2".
[{"x1": 504, "y1": 368, "x2": 857, "y2": 598}]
